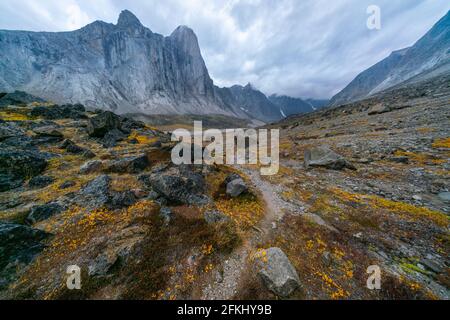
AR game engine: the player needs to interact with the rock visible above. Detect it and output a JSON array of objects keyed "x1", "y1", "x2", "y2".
[
  {"x1": 437, "y1": 192, "x2": 450, "y2": 203},
  {"x1": 105, "y1": 154, "x2": 149, "y2": 174},
  {"x1": 0, "y1": 90, "x2": 45, "y2": 108},
  {"x1": 412, "y1": 195, "x2": 422, "y2": 201},
  {"x1": 102, "y1": 129, "x2": 126, "y2": 148},
  {"x1": 87, "y1": 111, "x2": 122, "y2": 138},
  {"x1": 32, "y1": 126, "x2": 63, "y2": 138},
  {"x1": 0, "y1": 173, "x2": 23, "y2": 191},
  {"x1": 79, "y1": 160, "x2": 103, "y2": 174},
  {"x1": 60, "y1": 139, "x2": 95, "y2": 157},
  {"x1": 82, "y1": 149, "x2": 96, "y2": 159},
  {"x1": 224, "y1": 173, "x2": 242, "y2": 185},
  {"x1": 0, "y1": 121, "x2": 24, "y2": 141},
  {"x1": 0, "y1": 222, "x2": 50, "y2": 289},
  {"x1": 0, "y1": 147, "x2": 47, "y2": 191},
  {"x1": 149, "y1": 166, "x2": 210, "y2": 205},
  {"x1": 28, "y1": 175, "x2": 54, "y2": 189},
  {"x1": 30, "y1": 104, "x2": 87, "y2": 120},
  {"x1": 27, "y1": 202, "x2": 64, "y2": 224},
  {"x1": 226, "y1": 178, "x2": 248, "y2": 197},
  {"x1": 120, "y1": 117, "x2": 145, "y2": 134},
  {"x1": 388, "y1": 156, "x2": 409, "y2": 164},
  {"x1": 204, "y1": 210, "x2": 229, "y2": 224},
  {"x1": 254, "y1": 247, "x2": 300, "y2": 297},
  {"x1": 304, "y1": 146, "x2": 356, "y2": 170},
  {"x1": 159, "y1": 207, "x2": 173, "y2": 225},
  {"x1": 419, "y1": 258, "x2": 444, "y2": 273},
  {"x1": 59, "y1": 180, "x2": 76, "y2": 189},
  {"x1": 368, "y1": 103, "x2": 391, "y2": 115},
  {"x1": 73, "y1": 175, "x2": 111, "y2": 209},
  {"x1": 109, "y1": 191, "x2": 137, "y2": 209}
]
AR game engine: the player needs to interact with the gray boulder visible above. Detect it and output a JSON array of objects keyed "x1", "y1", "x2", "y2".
[
  {"x1": 0, "y1": 222, "x2": 51, "y2": 289},
  {"x1": 28, "y1": 175, "x2": 54, "y2": 189},
  {"x1": 149, "y1": 166, "x2": 210, "y2": 205},
  {"x1": 304, "y1": 146, "x2": 356, "y2": 170},
  {"x1": 226, "y1": 178, "x2": 247, "y2": 197},
  {"x1": 79, "y1": 160, "x2": 103, "y2": 174},
  {"x1": 368, "y1": 103, "x2": 391, "y2": 115},
  {"x1": 102, "y1": 128, "x2": 126, "y2": 148},
  {"x1": 73, "y1": 175, "x2": 111, "y2": 209},
  {"x1": 87, "y1": 111, "x2": 122, "y2": 138},
  {"x1": 255, "y1": 247, "x2": 300, "y2": 297},
  {"x1": 105, "y1": 154, "x2": 149, "y2": 174},
  {"x1": 27, "y1": 202, "x2": 64, "y2": 224}
]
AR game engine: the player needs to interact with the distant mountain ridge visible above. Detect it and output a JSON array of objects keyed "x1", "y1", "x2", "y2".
[
  {"x1": 0, "y1": 10, "x2": 284, "y2": 122},
  {"x1": 330, "y1": 10, "x2": 450, "y2": 106}
]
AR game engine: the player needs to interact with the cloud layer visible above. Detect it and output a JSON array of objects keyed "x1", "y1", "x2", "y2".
[{"x1": 0, "y1": 0, "x2": 448, "y2": 98}]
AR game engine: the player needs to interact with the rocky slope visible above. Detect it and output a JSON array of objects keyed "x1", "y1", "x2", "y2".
[
  {"x1": 330, "y1": 10, "x2": 450, "y2": 106},
  {"x1": 0, "y1": 70, "x2": 448, "y2": 300}
]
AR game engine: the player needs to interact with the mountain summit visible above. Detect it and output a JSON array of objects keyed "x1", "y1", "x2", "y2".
[
  {"x1": 0, "y1": 10, "x2": 282, "y2": 122},
  {"x1": 330, "y1": 10, "x2": 450, "y2": 106}
]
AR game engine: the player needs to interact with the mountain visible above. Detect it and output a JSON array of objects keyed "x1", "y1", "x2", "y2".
[
  {"x1": 268, "y1": 94, "x2": 313, "y2": 116},
  {"x1": 304, "y1": 98, "x2": 329, "y2": 110},
  {"x1": 330, "y1": 10, "x2": 450, "y2": 106},
  {"x1": 0, "y1": 10, "x2": 282, "y2": 122}
]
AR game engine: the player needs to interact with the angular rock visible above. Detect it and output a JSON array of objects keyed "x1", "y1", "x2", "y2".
[
  {"x1": 28, "y1": 175, "x2": 54, "y2": 189},
  {"x1": 255, "y1": 247, "x2": 300, "y2": 297},
  {"x1": 87, "y1": 111, "x2": 122, "y2": 138},
  {"x1": 30, "y1": 104, "x2": 87, "y2": 120},
  {"x1": 102, "y1": 128, "x2": 126, "y2": 148},
  {"x1": 0, "y1": 222, "x2": 50, "y2": 289},
  {"x1": 109, "y1": 191, "x2": 137, "y2": 209},
  {"x1": 149, "y1": 166, "x2": 209, "y2": 205},
  {"x1": 159, "y1": 206, "x2": 173, "y2": 225},
  {"x1": 73, "y1": 175, "x2": 111, "y2": 209},
  {"x1": 368, "y1": 103, "x2": 391, "y2": 115},
  {"x1": 0, "y1": 147, "x2": 47, "y2": 191},
  {"x1": 79, "y1": 160, "x2": 103, "y2": 174},
  {"x1": 105, "y1": 154, "x2": 149, "y2": 174},
  {"x1": 226, "y1": 178, "x2": 248, "y2": 197},
  {"x1": 304, "y1": 146, "x2": 356, "y2": 170},
  {"x1": 0, "y1": 121, "x2": 24, "y2": 141},
  {"x1": 27, "y1": 202, "x2": 64, "y2": 224}
]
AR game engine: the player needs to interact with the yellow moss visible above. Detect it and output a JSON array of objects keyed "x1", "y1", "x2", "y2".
[
  {"x1": 215, "y1": 194, "x2": 264, "y2": 230},
  {"x1": 0, "y1": 111, "x2": 30, "y2": 121},
  {"x1": 128, "y1": 130, "x2": 158, "y2": 145},
  {"x1": 369, "y1": 196, "x2": 448, "y2": 227},
  {"x1": 432, "y1": 137, "x2": 450, "y2": 149}
]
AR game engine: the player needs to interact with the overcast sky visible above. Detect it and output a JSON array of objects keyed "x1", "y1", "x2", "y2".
[{"x1": 0, "y1": 0, "x2": 448, "y2": 99}]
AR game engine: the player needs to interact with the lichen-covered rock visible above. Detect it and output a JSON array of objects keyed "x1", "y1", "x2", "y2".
[
  {"x1": 105, "y1": 154, "x2": 149, "y2": 174},
  {"x1": 102, "y1": 128, "x2": 126, "y2": 148},
  {"x1": 254, "y1": 247, "x2": 300, "y2": 297},
  {"x1": 0, "y1": 222, "x2": 51, "y2": 289},
  {"x1": 204, "y1": 210, "x2": 229, "y2": 224},
  {"x1": 87, "y1": 111, "x2": 122, "y2": 138},
  {"x1": 304, "y1": 146, "x2": 356, "y2": 170},
  {"x1": 226, "y1": 178, "x2": 247, "y2": 197},
  {"x1": 79, "y1": 160, "x2": 103, "y2": 174},
  {"x1": 73, "y1": 175, "x2": 111, "y2": 209},
  {"x1": 26, "y1": 202, "x2": 64, "y2": 224},
  {"x1": 28, "y1": 175, "x2": 54, "y2": 189}
]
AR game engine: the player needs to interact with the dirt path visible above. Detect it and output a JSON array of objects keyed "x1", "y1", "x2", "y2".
[{"x1": 201, "y1": 166, "x2": 306, "y2": 299}]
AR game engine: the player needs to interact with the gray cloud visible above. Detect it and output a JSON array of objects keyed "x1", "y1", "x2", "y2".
[{"x1": 0, "y1": 0, "x2": 448, "y2": 98}]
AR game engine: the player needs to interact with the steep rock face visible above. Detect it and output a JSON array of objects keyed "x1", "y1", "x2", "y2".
[
  {"x1": 330, "y1": 10, "x2": 450, "y2": 106},
  {"x1": 0, "y1": 10, "x2": 254, "y2": 119}
]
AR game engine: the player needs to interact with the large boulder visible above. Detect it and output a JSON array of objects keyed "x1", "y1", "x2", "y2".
[
  {"x1": 28, "y1": 175, "x2": 54, "y2": 189},
  {"x1": 73, "y1": 175, "x2": 111, "y2": 209},
  {"x1": 226, "y1": 177, "x2": 248, "y2": 198},
  {"x1": 79, "y1": 160, "x2": 103, "y2": 174},
  {"x1": 26, "y1": 202, "x2": 65, "y2": 224},
  {"x1": 148, "y1": 166, "x2": 210, "y2": 205},
  {"x1": 32, "y1": 126, "x2": 64, "y2": 144},
  {"x1": 0, "y1": 148, "x2": 47, "y2": 191},
  {"x1": 304, "y1": 146, "x2": 356, "y2": 171},
  {"x1": 0, "y1": 222, "x2": 51, "y2": 289},
  {"x1": 204, "y1": 210, "x2": 229, "y2": 224},
  {"x1": 105, "y1": 154, "x2": 149, "y2": 174},
  {"x1": 254, "y1": 247, "x2": 301, "y2": 297},
  {"x1": 368, "y1": 103, "x2": 391, "y2": 115},
  {"x1": 87, "y1": 111, "x2": 122, "y2": 138},
  {"x1": 102, "y1": 128, "x2": 126, "y2": 148}
]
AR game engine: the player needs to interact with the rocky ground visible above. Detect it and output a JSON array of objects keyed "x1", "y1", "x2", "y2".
[{"x1": 0, "y1": 73, "x2": 449, "y2": 300}]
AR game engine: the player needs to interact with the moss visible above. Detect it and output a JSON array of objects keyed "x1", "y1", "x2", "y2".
[{"x1": 432, "y1": 137, "x2": 450, "y2": 149}]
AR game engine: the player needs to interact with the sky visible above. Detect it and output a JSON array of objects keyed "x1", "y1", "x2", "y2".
[{"x1": 0, "y1": 0, "x2": 448, "y2": 99}]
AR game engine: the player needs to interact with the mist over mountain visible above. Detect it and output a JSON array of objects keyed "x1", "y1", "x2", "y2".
[{"x1": 330, "y1": 10, "x2": 450, "y2": 106}]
